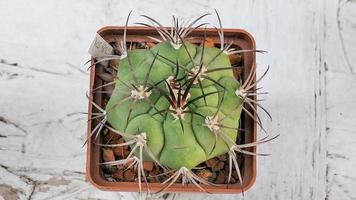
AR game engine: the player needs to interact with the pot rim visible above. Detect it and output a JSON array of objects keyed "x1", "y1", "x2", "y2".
[{"x1": 86, "y1": 26, "x2": 257, "y2": 194}]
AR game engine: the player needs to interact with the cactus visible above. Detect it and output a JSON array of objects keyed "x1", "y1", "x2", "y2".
[{"x1": 87, "y1": 10, "x2": 275, "y2": 195}]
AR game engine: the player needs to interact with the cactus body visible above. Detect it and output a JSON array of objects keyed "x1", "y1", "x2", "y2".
[{"x1": 105, "y1": 41, "x2": 243, "y2": 170}]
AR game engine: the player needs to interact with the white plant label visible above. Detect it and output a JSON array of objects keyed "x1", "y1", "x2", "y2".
[{"x1": 88, "y1": 33, "x2": 114, "y2": 58}]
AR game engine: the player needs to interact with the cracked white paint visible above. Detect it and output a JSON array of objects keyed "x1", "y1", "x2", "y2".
[{"x1": 0, "y1": 0, "x2": 355, "y2": 199}]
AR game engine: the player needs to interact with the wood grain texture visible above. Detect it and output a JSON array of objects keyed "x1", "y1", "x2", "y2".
[
  {"x1": 324, "y1": 0, "x2": 356, "y2": 199},
  {"x1": 0, "y1": 0, "x2": 354, "y2": 199}
]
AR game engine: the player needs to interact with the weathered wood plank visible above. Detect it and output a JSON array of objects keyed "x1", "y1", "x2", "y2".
[
  {"x1": 1, "y1": 0, "x2": 355, "y2": 199},
  {"x1": 324, "y1": 1, "x2": 356, "y2": 199}
]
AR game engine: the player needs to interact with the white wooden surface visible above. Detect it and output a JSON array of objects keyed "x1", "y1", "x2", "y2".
[{"x1": 0, "y1": 0, "x2": 355, "y2": 199}]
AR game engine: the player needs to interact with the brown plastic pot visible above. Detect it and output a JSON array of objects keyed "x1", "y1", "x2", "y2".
[{"x1": 86, "y1": 26, "x2": 257, "y2": 193}]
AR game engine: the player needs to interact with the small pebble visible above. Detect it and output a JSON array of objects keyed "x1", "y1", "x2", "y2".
[
  {"x1": 124, "y1": 169, "x2": 136, "y2": 181},
  {"x1": 103, "y1": 129, "x2": 120, "y2": 144},
  {"x1": 218, "y1": 154, "x2": 227, "y2": 161},
  {"x1": 146, "y1": 42, "x2": 155, "y2": 48},
  {"x1": 109, "y1": 59, "x2": 120, "y2": 68},
  {"x1": 196, "y1": 169, "x2": 213, "y2": 181},
  {"x1": 215, "y1": 171, "x2": 226, "y2": 184},
  {"x1": 231, "y1": 170, "x2": 240, "y2": 182},
  {"x1": 148, "y1": 168, "x2": 160, "y2": 183},
  {"x1": 112, "y1": 169, "x2": 124, "y2": 179},
  {"x1": 101, "y1": 165, "x2": 117, "y2": 174},
  {"x1": 206, "y1": 158, "x2": 219, "y2": 168},
  {"x1": 112, "y1": 138, "x2": 129, "y2": 157},
  {"x1": 229, "y1": 54, "x2": 242, "y2": 64},
  {"x1": 204, "y1": 37, "x2": 215, "y2": 48},
  {"x1": 213, "y1": 162, "x2": 224, "y2": 171},
  {"x1": 102, "y1": 148, "x2": 115, "y2": 162},
  {"x1": 229, "y1": 176, "x2": 237, "y2": 184},
  {"x1": 143, "y1": 162, "x2": 154, "y2": 171}
]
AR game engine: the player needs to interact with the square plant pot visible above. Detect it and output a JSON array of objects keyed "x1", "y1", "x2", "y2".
[{"x1": 86, "y1": 26, "x2": 257, "y2": 193}]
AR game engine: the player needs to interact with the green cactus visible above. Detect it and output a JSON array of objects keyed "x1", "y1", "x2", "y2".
[
  {"x1": 105, "y1": 39, "x2": 243, "y2": 169},
  {"x1": 88, "y1": 10, "x2": 274, "y2": 194}
]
